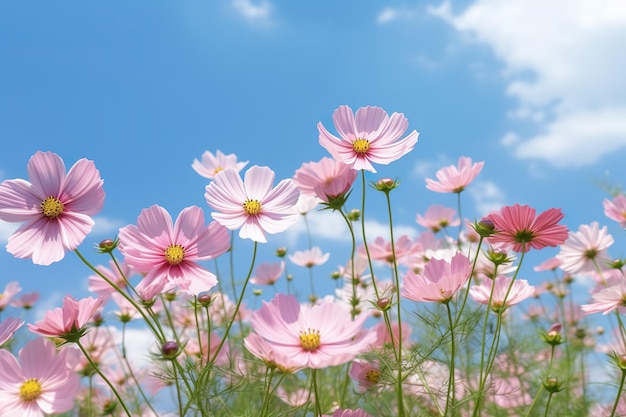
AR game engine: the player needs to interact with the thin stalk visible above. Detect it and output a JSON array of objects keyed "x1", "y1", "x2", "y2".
[
  {"x1": 444, "y1": 301, "x2": 456, "y2": 417},
  {"x1": 610, "y1": 369, "x2": 626, "y2": 417}
]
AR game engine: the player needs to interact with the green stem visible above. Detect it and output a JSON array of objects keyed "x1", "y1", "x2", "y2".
[
  {"x1": 610, "y1": 369, "x2": 626, "y2": 417},
  {"x1": 543, "y1": 392, "x2": 554, "y2": 417},
  {"x1": 444, "y1": 301, "x2": 456, "y2": 417}
]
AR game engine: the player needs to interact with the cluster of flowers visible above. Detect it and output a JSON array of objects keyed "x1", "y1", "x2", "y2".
[{"x1": 1, "y1": 105, "x2": 626, "y2": 416}]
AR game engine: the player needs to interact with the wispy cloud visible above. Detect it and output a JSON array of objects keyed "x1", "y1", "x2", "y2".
[
  {"x1": 377, "y1": 7, "x2": 417, "y2": 24},
  {"x1": 91, "y1": 216, "x2": 125, "y2": 236},
  {"x1": 0, "y1": 221, "x2": 18, "y2": 244},
  {"x1": 231, "y1": 0, "x2": 274, "y2": 26},
  {"x1": 430, "y1": 0, "x2": 626, "y2": 167},
  {"x1": 467, "y1": 180, "x2": 507, "y2": 217}
]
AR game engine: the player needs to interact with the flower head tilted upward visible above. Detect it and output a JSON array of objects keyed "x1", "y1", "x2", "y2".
[
  {"x1": 205, "y1": 165, "x2": 300, "y2": 243},
  {"x1": 318, "y1": 105, "x2": 419, "y2": 172},
  {"x1": 426, "y1": 156, "x2": 484, "y2": 193},
  {"x1": 0, "y1": 151, "x2": 105, "y2": 265}
]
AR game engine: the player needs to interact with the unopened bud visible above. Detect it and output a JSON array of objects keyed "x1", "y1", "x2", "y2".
[
  {"x1": 197, "y1": 291, "x2": 212, "y2": 306},
  {"x1": 161, "y1": 341, "x2": 179, "y2": 359}
]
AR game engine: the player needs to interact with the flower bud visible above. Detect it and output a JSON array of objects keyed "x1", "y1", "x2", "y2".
[
  {"x1": 275, "y1": 247, "x2": 288, "y2": 258},
  {"x1": 374, "y1": 178, "x2": 399, "y2": 193},
  {"x1": 543, "y1": 377, "x2": 564, "y2": 393},
  {"x1": 97, "y1": 238, "x2": 118, "y2": 253},
  {"x1": 253, "y1": 289, "x2": 262, "y2": 296},
  {"x1": 473, "y1": 218, "x2": 496, "y2": 238},
  {"x1": 197, "y1": 291, "x2": 212, "y2": 306},
  {"x1": 161, "y1": 341, "x2": 179, "y2": 359},
  {"x1": 330, "y1": 271, "x2": 342, "y2": 280},
  {"x1": 542, "y1": 323, "x2": 564, "y2": 346},
  {"x1": 347, "y1": 209, "x2": 360, "y2": 222}
]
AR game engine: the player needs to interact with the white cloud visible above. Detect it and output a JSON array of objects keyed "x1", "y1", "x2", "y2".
[
  {"x1": 231, "y1": 0, "x2": 273, "y2": 25},
  {"x1": 467, "y1": 180, "x2": 507, "y2": 217},
  {"x1": 377, "y1": 7, "x2": 417, "y2": 24},
  {"x1": 92, "y1": 216, "x2": 125, "y2": 236},
  {"x1": 430, "y1": 0, "x2": 626, "y2": 167},
  {"x1": 0, "y1": 221, "x2": 18, "y2": 244}
]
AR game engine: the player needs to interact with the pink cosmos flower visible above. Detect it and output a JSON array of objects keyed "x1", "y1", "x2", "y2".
[
  {"x1": 191, "y1": 150, "x2": 248, "y2": 180},
  {"x1": 87, "y1": 259, "x2": 136, "y2": 300},
  {"x1": 556, "y1": 222, "x2": 614, "y2": 275},
  {"x1": 0, "y1": 151, "x2": 105, "y2": 265},
  {"x1": 402, "y1": 252, "x2": 471, "y2": 303},
  {"x1": 349, "y1": 359, "x2": 381, "y2": 392},
  {"x1": 0, "y1": 317, "x2": 24, "y2": 346},
  {"x1": 118, "y1": 205, "x2": 230, "y2": 298},
  {"x1": 318, "y1": 105, "x2": 419, "y2": 173},
  {"x1": 533, "y1": 257, "x2": 563, "y2": 272},
  {"x1": 288, "y1": 246, "x2": 330, "y2": 267},
  {"x1": 0, "y1": 281, "x2": 21, "y2": 311},
  {"x1": 251, "y1": 261, "x2": 285, "y2": 285},
  {"x1": 248, "y1": 294, "x2": 375, "y2": 369},
  {"x1": 28, "y1": 295, "x2": 104, "y2": 339},
  {"x1": 369, "y1": 320, "x2": 412, "y2": 350},
  {"x1": 469, "y1": 276, "x2": 535, "y2": 312},
  {"x1": 10, "y1": 292, "x2": 40, "y2": 310},
  {"x1": 293, "y1": 157, "x2": 357, "y2": 202},
  {"x1": 425, "y1": 156, "x2": 484, "y2": 193},
  {"x1": 416, "y1": 205, "x2": 461, "y2": 233},
  {"x1": 603, "y1": 194, "x2": 626, "y2": 228},
  {"x1": 487, "y1": 204, "x2": 568, "y2": 253},
  {"x1": 0, "y1": 338, "x2": 80, "y2": 417},
  {"x1": 243, "y1": 332, "x2": 303, "y2": 373},
  {"x1": 205, "y1": 165, "x2": 301, "y2": 243},
  {"x1": 581, "y1": 281, "x2": 626, "y2": 315},
  {"x1": 359, "y1": 235, "x2": 414, "y2": 265}
]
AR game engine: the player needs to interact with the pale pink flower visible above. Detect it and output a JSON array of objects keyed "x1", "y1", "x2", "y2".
[
  {"x1": 192, "y1": 150, "x2": 248, "y2": 180},
  {"x1": 318, "y1": 105, "x2": 419, "y2": 173},
  {"x1": 425, "y1": 156, "x2": 484, "y2": 193},
  {"x1": 0, "y1": 281, "x2": 21, "y2": 311},
  {"x1": 276, "y1": 386, "x2": 311, "y2": 407},
  {"x1": 251, "y1": 261, "x2": 285, "y2": 285},
  {"x1": 0, "y1": 317, "x2": 24, "y2": 346},
  {"x1": 369, "y1": 320, "x2": 412, "y2": 350},
  {"x1": 416, "y1": 205, "x2": 460, "y2": 233},
  {"x1": 111, "y1": 292, "x2": 140, "y2": 322},
  {"x1": 87, "y1": 259, "x2": 136, "y2": 300},
  {"x1": 249, "y1": 294, "x2": 375, "y2": 369},
  {"x1": 0, "y1": 151, "x2": 105, "y2": 265},
  {"x1": 0, "y1": 337, "x2": 80, "y2": 416},
  {"x1": 603, "y1": 194, "x2": 626, "y2": 228},
  {"x1": 487, "y1": 204, "x2": 568, "y2": 253},
  {"x1": 289, "y1": 246, "x2": 330, "y2": 267},
  {"x1": 581, "y1": 280, "x2": 626, "y2": 315},
  {"x1": 402, "y1": 252, "x2": 471, "y2": 303},
  {"x1": 118, "y1": 205, "x2": 230, "y2": 298},
  {"x1": 205, "y1": 165, "x2": 300, "y2": 243},
  {"x1": 292, "y1": 193, "x2": 321, "y2": 214},
  {"x1": 533, "y1": 257, "x2": 562, "y2": 272},
  {"x1": 243, "y1": 332, "x2": 303, "y2": 373},
  {"x1": 28, "y1": 295, "x2": 104, "y2": 339},
  {"x1": 9, "y1": 292, "x2": 40, "y2": 310},
  {"x1": 293, "y1": 157, "x2": 357, "y2": 202},
  {"x1": 359, "y1": 235, "x2": 414, "y2": 265},
  {"x1": 469, "y1": 276, "x2": 535, "y2": 312},
  {"x1": 556, "y1": 222, "x2": 614, "y2": 275},
  {"x1": 349, "y1": 359, "x2": 381, "y2": 392}
]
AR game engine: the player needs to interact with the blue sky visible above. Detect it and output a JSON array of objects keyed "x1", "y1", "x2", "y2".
[{"x1": 2, "y1": 0, "x2": 626, "y2": 320}]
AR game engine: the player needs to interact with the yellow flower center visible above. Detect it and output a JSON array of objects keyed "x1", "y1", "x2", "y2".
[
  {"x1": 19, "y1": 378, "x2": 42, "y2": 402},
  {"x1": 352, "y1": 138, "x2": 370, "y2": 154},
  {"x1": 243, "y1": 199, "x2": 262, "y2": 215},
  {"x1": 40, "y1": 196, "x2": 64, "y2": 218},
  {"x1": 366, "y1": 369, "x2": 380, "y2": 384},
  {"x1": 164, "y1": 244, "x2": 185, "y2": 265},
  {"x1": 213, "y1": 167, "x2": 224, "y2": 175},
  {"x1": 299, "y1": 328, "x2": 321, "y2": 351}
]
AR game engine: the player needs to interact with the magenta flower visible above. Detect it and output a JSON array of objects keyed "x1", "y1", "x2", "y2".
[
  {"x1": 426, "y1": 156, "x2": 484, "y2": 193},
  {"x1": 0, "y1": 151, "x2": 105, "y2": 265},
  {"x1": 192, "y1": 149, "x2": 249, "y2": 180},
  {"x1": 603, "y1": 194, "x2": 626, "y2": 228},
  {"x1": 288, "y1": 246, "x2": 330, "y2": 268},
  {"x1": 251, "y1": 261, "x2": 285, "y2": 285},
  {"x1": 118, "y1": 205, "x2": 230, "y2": 298},
  {"x1": 318, "y1": 105, "x2": 419, "y2": 172},
  {"x1": 487, "y1": 204, "x2": 569, "y2": 253},
  {"x1": 248, "y1": 294, "x2": 374, "y2": 369},
  {"x1": 403, "y1": 252, "x2": 471, "y2": 303},
  {"x1": 205, "y1": 165, "x2": 301, "y2": 243},
  {"x1": 581, "y1": 281, "x2": 626, "y2": 315},
  {"x1": 28, "y1": 295, "x2": 104, "y2": 340},
  {"x1": 556, "y1": 222, "x2": 614, "y2": 275},
  {"x1": 416, "y1": 205, "x2": 461, "y2": 233},
  {"x1": 0, "y1": 317, "x2": 24, "y2": 346},
  {"x1": 0, "y1": 338, "x2": 80, "y2": 417},
  {"x1": 293, "y1": 157, "x2": 357, "y2": 202},
  {"x1": 469, "y1": 276, "x2": 535, "y2": 312}
]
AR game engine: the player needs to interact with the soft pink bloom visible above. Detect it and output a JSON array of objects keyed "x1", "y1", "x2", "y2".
[
  {"x1": 0, "y1": 337, "x2": 80, "y2": 416},
  {"x1": 0, "y1": 317, "x2": 24, "y2": 346},
  {"x1": 251, "y1": 261, "x2": 285, "y2": 285},
  {"x1": 0, "y1": 151, "x2": 105, "y2": 265},
  {"x1": 402, "y1": 252, "x2": 471, "y2": 303},
  {"x1": 87, "y1": 259, "x2": 136, "y2": 300},
  {"x1": 205, "y1": 165, "x2": 300, "y2": 243},
  {"x1": 581, "y1": 280, "x2": 626, "y2": 315},
  {"x1": 349, "y1": 359, "x2": 381, "y2": 392},
  {"x1": 318, "y1": 105, "x2": 419, "y2": 173},
  {"x1": 276, "y1": 386, "x2": 311, "y2": 407},
  {"x1": 369, "y1": 320, "x2": 412, "y2": 350},
  {"x1": 118, "y1": 205, "x2": 230, "y2": 298},
  {"x1": 0, "y1": 281, "x2": 21, "y2": 311},
  {"x1": 292, "y1": 193, "x2": 321, "y2": 215},
  {"x1": 111, "y1": 292, "x2": 140, "y2": 322},
  {"x1": 359, "y1": 235, "x2": 414, "y2": 265},
  {"x1": 243, "y1": 332, "x2": 303, "y2": 373},
  {"x1": 487, "y1": 204, "x2": 568, "y2": 253},
  {"x1": 249, "y1": 294, "x2": 375, "y2": 369},
  {"x1": 9, "y1": 292, "x2": 40, "y2": 310},
  {"x1": 331, "y1": 409, "x2": 374, "y2": 417},
  {"x1": 533, "y1": 257, "x2": 563, "y2": 272},
  {"x1": 469, "y1": 276, "x2": 535, "y2": 311},
  {"x1": 293, "y1": 157, "x2": 357, "y2": 202},
  {"x1": 28, "y1": 295, "x2": 104, "y2": 338},
  {"x1": 425, "y1": 156, "x2": 484, "y2": 193},
  {"x1": 191, "y1": 150, "x2": 248, "y2": 180},
  {"x1": 416, "y1": 205, "x2": 460, "y2": 233},
  {"x1": 288, "y1": 246, "x2": 330, "y2": 267},
  {"x1": 603, "y1": 194, "x2": 626, "y2": 228},
  {"x1": 556, "y1": 222, "x2": 614, "y2": 275}
]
